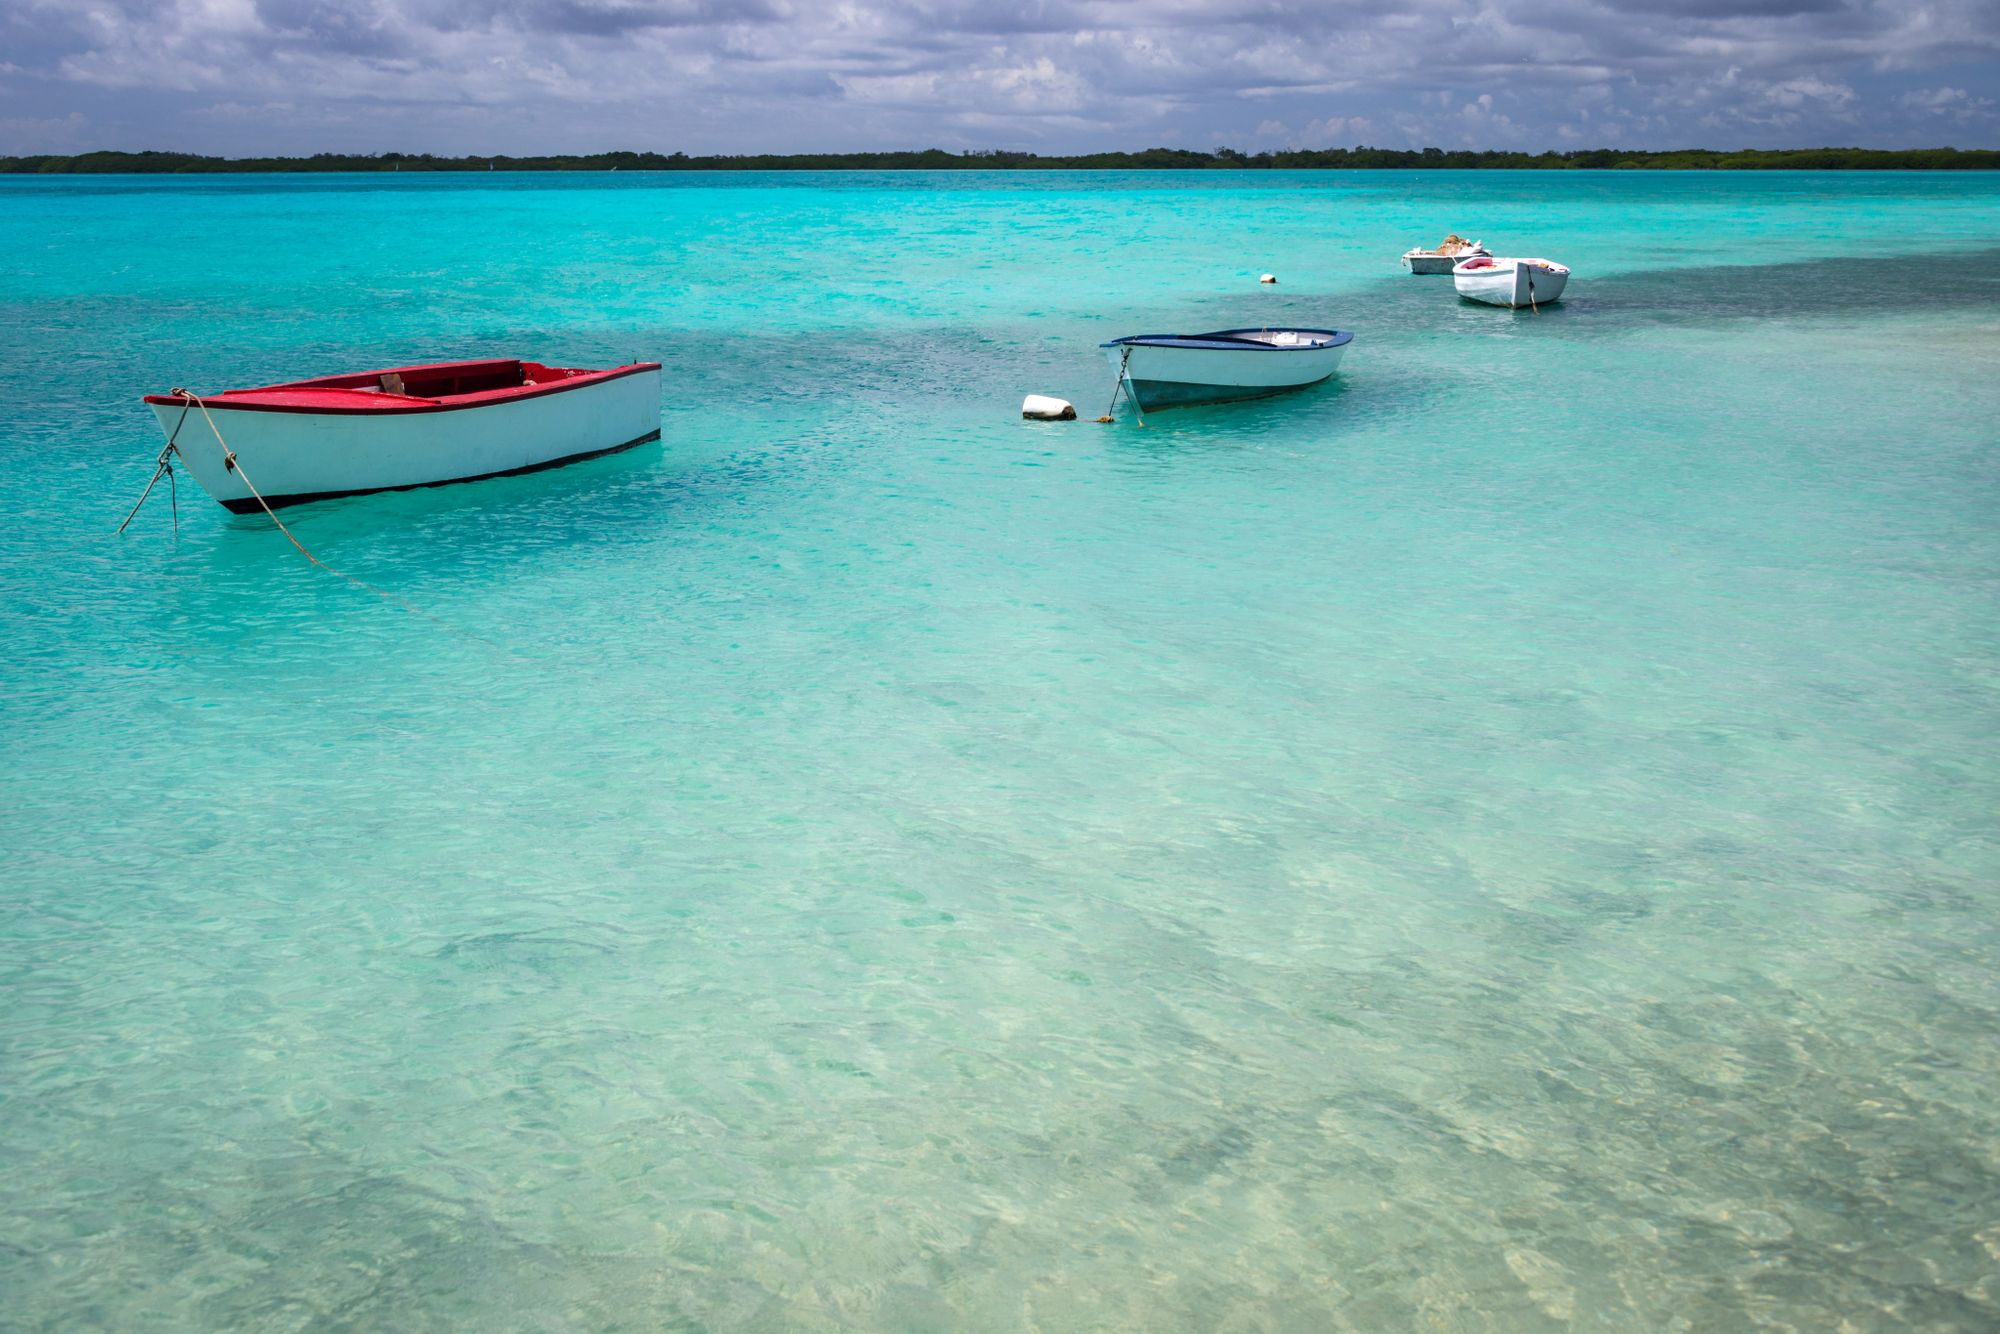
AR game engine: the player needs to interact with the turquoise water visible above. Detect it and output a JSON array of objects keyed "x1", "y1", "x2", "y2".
[{"x1": 3, "y1": 170, "x2": 1998, "y2": 1327}]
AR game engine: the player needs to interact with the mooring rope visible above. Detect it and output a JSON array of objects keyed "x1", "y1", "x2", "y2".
[
  {"x1": 127, "y1": 388, "x2": 525, "y2": 657},
  {"x1": 117, "y1": 443, "x2": 180, "y2": 539},
  {"x1": 118, "y1": 397, "x2": 193, "y2": 538},
  {"x1": 1096, "y1": 345, "x2": 1144, "y2": 426}
]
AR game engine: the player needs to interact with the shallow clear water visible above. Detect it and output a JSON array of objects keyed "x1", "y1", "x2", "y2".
[{"x1": 2, "y1": 170, "x2": 1998, "y2": 1328}]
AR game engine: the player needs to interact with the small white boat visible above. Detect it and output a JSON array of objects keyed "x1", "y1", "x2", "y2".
[
  {"x1": 145, "y1": 357, "x2": 662, "y2": 511},
  {"x1": 1100, "y1": 327, "x2": 1353, "y2": 412},
  {"x1": 1453, "y1": 256, "x2": 1570, "y2": 308},
  {"x1": 1402, "y1": 235, "x2": 1490, "y2": 274}
]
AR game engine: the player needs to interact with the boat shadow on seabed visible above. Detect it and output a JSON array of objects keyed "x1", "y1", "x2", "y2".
[{"x1": 1100, "y1": 375, "x2": 1363, "y2": 458}]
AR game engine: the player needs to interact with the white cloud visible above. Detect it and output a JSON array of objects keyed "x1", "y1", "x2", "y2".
[
  {"x1": 1903, "y1": 86, "x2": 1972, "y2": 108},
  {"x1": 1897, "y1": 84, "x2": 1998, "y2": 120}
]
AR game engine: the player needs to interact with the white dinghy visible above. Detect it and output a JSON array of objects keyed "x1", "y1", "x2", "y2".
[
  {"x1": 145, "y1": 357, "x2": 662, "y2": 511},
  {"x1": 1452, "y1": 256, "x2": 1570, "y2": 309},
  {"x1": 1100, "y1": 327, "x2": 1353, "y2": 414},
  {"x1": 1402, "y1": 234, "x2": 1490, "y2": 274}
]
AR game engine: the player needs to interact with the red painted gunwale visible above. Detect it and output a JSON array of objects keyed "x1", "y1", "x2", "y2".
[{"x1": 143, "y1": 358, "x2": 660, "y2": 416}]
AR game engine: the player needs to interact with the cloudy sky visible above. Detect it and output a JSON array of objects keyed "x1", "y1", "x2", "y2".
[{"x1": 2, "y1": 0, "x2": 1996, "y2": 155}]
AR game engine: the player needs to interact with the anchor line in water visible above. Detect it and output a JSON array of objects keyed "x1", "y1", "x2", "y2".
[
  {"x1": 1099, "y1": 345, "x2": 1131, "y2": 421},
  {"x1": 163, "y1": 445, "x2": 178, "y2": 535},
  {"x1": 118, "y1": 398, "x2": 192, "y2": 539},
  {"x1": 142, "y1": 389, "x2": 529, "y2": 660},
  {"x1": 1097, "y1": 345, "x2": 1145, "y2": 426}
]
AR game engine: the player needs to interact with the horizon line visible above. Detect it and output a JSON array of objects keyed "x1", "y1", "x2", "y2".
[{"x1": 7, "y1": 145, "x2": 1998, "y2": 174}]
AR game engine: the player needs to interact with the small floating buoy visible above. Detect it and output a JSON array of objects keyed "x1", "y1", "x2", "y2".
[
  {"x1": 1021, "y1": 394, "x2": 1076, "y2": 421},
  {"x1": 1260, "y1": 274, "x2": 1277, "y2": 284}
]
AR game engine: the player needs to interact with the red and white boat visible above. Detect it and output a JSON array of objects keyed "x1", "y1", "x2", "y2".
[{"x1": 145, "y1": 357, "x2": 662, "y2": 512}]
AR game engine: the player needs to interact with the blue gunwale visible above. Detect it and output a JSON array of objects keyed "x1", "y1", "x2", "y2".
[{"x1": 1102, "y1": 328, "x2": 1354, "y2": 351}]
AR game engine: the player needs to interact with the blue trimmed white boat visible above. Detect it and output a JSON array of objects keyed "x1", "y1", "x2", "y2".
[{"x1": 1100, "y1": 327, "x2": 1353, "y2": 412}]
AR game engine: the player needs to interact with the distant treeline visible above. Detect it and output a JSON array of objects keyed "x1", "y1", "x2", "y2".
[{"x1": 5, "y1": 146, "x2": 1998, "y2": 173}]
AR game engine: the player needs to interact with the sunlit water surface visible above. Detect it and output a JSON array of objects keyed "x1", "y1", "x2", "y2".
[{"x1": 3, "y1": 171, "x2": 1998, "y2": 1328}]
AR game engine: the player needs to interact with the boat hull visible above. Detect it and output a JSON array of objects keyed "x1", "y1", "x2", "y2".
[
  {"x1": 1104, "y1": 339, "x2": 1347, "y2": 412},
  {"x1": 152, "y1": 367, "x2": 663, "y2": 511},
  {"x1": 1453, "y1": 260, "x2": 1569, "y2": 308},
  {"x1": 1403, "y1": 241, "x2": 1489, "y2": 274}
]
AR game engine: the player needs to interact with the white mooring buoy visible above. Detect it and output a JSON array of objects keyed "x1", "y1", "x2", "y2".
[
  {"x1": 1260, "y1": 273, "x2": 1278, "y2": 284},
  {"x1": 1021, "y1": 394, "x2": 1076, "y2": 421}
]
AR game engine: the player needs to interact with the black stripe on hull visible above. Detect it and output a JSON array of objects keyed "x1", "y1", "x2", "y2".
[
  {"x1": 219, "y1": 429, "x2": 662, "y2": 513},
  {"x1": 1127, "y1": 379, "x2": 1328, "y2": 412}
]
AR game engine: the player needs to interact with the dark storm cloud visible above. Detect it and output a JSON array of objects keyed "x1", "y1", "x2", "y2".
[{"x1": 0, "y1": 0, "x2": 1993, "y2": 153}]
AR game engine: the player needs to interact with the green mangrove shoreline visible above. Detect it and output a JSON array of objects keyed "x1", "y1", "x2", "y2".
[{"x1": 5, "y1": 146, "x2": 1998, "y2": 174}]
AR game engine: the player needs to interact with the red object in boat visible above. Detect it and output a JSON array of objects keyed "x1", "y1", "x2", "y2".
[{"x1": 143, "y1": 357, "x2": 659, "y2": 415}]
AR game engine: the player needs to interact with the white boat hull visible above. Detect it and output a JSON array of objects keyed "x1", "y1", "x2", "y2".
[
  {"x1": 152, "y1": 368, "x2": 662, "y2": 511},
  {"x1": 1403, "y1": 240, "x2": 1489, "y2": 274},
  {"x1": 1104, "y1": 338, "x2": 1347, "y2": 410},
  {"x1": 1453, "y1": 258, "x2": 1570, "y2": 308}
]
